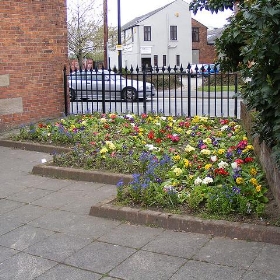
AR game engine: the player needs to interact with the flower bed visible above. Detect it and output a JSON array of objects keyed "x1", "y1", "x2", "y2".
[{"x1": 14, "y1": 112, "x2": 268, "y2": 217}]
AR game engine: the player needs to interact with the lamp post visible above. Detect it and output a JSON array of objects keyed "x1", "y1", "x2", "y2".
[
  {"x1": 117, "y1": 0, "x2": 122, "y2": 72},
  {"x1": 103, "y1": 0, "x2": 108, "y2": 69}
]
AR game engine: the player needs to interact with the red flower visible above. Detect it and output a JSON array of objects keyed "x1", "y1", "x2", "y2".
[
  {"x1": 214, "y1": 168, "x2": 229, "y2": 176},
  {"x1": 167, "y1": 134, "x2": 180, "y2": 142},
  {"x1": 141, "y1": 113, "x2": 148, "y2": 119},
  {"x1": 244, "y1": 157, "x2": 254, "y2": 163},
  {"x1": 235, "y1": 158, "x2": 244, "y2": 165},
  {"x1": 155, "y1": 138, "x2": 162, "y2": 143},
  {"x1": 237, "y1": 140, "x2": 248, "y2": 149},
  {"x1": 148, "y1": 130, "x2": 155, "y2": 140},
  {"x1": 220, "y1": 119, "x2": 229, "y2": 125}
]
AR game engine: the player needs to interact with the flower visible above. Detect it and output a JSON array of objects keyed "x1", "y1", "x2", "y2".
[
  {"x1": 202, "y1": 176, "x2": 213, "y2": 185},
  {"x1": 200, "y1": 149, "x2": 211, "y2": 155},
  {"x1": 185, "y1": 144, "x2": 195, "y2": 152},
  {"x1": 194, "y1": 177, "x2": 202, "y2": 185},
  {"x1": 211, "y1": 155, "x2": 217, "y2": 162},
  {"x1": 256, "y1": 185, "x2": 262, "y2": 192},
  {"x1": 236, "y1": 177, "x2": 244, "y2": 184},
  {"x1": 218, "y1": 161, "x2": 229, "y2": 169},
  {"x1": 173, "y1": 167, "x2": 183, "y2": 176}
]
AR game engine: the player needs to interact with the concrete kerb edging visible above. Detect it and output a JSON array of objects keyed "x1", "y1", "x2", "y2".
[{"x1": 1, "y1": 139, "x2": 280, "y2": 245}]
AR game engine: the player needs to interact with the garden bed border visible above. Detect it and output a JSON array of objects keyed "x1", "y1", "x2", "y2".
[{"x1": 240, "y1": 102, "x2": 280, "y2": 208}]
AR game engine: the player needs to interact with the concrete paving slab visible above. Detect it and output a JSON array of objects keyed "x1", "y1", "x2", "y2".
[
  {"x1": 24, "y1": 232, "x2": 92, "y2": 262},
  {"x1": 250, "y1": 243, "x2": 280, "y2": 277},
  {"x1": 0, "y1": 199, "x2": 25, "y2": 214},
  {"x1": 35, "y1": 264, "x2": 103, "y2": 280},
  {"x1": 98, "y1": 223, "x2": 164, "y2": 249},
  {"x1": 242, "y1": 270, "x2": 280, "y2": 280},
  {"x1": 61, "y1": 215, "x2": 122, "y2": 239},
  {"x1": 28, "y1": 210, "x2": 79, "y2": 232},
  {"x1": 0, "y1": 224, "x2": 54, "y2": 251},
  {"x1": 109, "y1": 250, "x2": 186, "y2": 280},
  {"x1": 6, "y1": 187, "x2": 53, "y2": 203},
  {"x1": 29, "y1": 177, "x2": 75, "y2": 191},
  {"x1": 0, "y1": 245, "x2": 18, "y2": 263},
  {"x1": 142, "y1": 230, "x2": 211, "y2": 258},
  {"x1": 0, "y1": 217, "x2": 24, "y2": 236},
  {"x1": 0, "y1": 252, "x2": 57, "y2": 280},
  {"x1": 0, "y1": 183, "x2": 27, "y2": 198},
  {"x1": 193, "y1": 237, "x2": 264, "y2": 269},
  {"x1": 64, "y1": 241, "x2": 136, "y2": 274},
  {"x1": 3, "y1": 204, "x2": 51, "y2": 224},
  {"x1": 169, "y1": 260, "x2": 246, "y2": 280}
]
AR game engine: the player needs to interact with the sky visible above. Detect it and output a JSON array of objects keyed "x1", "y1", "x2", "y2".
[{"x1": 106, "y1": 0, "x2": 234, "y2": 29}]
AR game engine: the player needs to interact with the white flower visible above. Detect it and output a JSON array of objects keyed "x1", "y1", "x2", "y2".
[
  {"x1": 231, "y1": 162, "x2": 238, "y2": 169},
  {"x1": 210, "y1": 155, "x2": 217, "y2": 162},
  {"x1": 160, "y1": 116, "x2": 167, "y2": 120},
  {"x1": 218, "y1": 161, "x2": 229, "y2": 169},
  {"x1": 145, "y1": 144, "x2": 157, "y2": 151},
  {"x1": 194, "y1": 177, "x2": 202, "y2": 185},
  {"x1": 221, "y1": 125, "x2": 229, "y2": 131},
  {"x1": 202, "y1": 176, "x2": 213, "y2": 185}
]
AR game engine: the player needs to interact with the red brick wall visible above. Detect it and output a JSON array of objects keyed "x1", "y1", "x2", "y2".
[
  {"x1": 192, "y1": 19, "x2": 216, "y2": 64},
  {"x1": 0, "y1": 0, "x2": 68, "y2": 131}
]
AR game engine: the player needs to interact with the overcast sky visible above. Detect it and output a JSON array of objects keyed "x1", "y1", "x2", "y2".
[
  {"x1": 106, "y1": 0, "x2": 234, "y2": 29},
  {"x1": 67, "y1": 0, "x2": 234, "y2": 29}
]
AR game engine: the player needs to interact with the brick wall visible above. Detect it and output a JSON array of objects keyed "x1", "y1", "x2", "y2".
[
  {"x1": 192, "y1": 19, "x2": 216, "y2": 64},
  {"x1": 0, "y1": 0, "x2": 68, "y2": 131}
]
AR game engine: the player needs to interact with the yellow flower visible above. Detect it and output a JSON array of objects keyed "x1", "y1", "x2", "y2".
[
  {"x1": 256, "y1": 185, "x2": 261, "y2": 192},
  {"x1": 250, "y1": 178, "x2": 258, "y2": 186},
  {"x1": 246, "y1": 145, "x2": 254, "y2": 150},
  {"x1": 243, "y1": 136, "x2": 248, "y2": 141},
  {"x1": 184, "y1": 159, "x2": 190, "y2": 168},
  {"x1": 201, "y1": 149, "x2": 211, "y2": 155},
  {"x1": 168, "y1": 116, "x2": 174, "y2": 121},
  {"x1": 185, "y1": 144, "x2": 195, "y2": 152},
  {"x1": 218, "y1": 149, "x2": 225, "y2": 155},
  {"x1": 173, "y1": 155, "x2": 181, "y2": 161},
  {"x1": 204, "y1": 164, "x2": 212, "y2": 170},
  {"x1": 186, "y1": 130, "x2": 192, "y2": 135},
  {"x1": 236, "y1": 177, "x2": 244, "y2": 184},
  {"x1": 250, "y1": 168, "x2": 257, "y2": 176},
  {"x1": 173, "y1": 167, "x2": 183, "y2": 176},
  {"x1": 203, "y1": 138, "x2": 212, "y2": 144},
  {"x1": 100, "y1": 147, "x2": 108, "y2": 154}
]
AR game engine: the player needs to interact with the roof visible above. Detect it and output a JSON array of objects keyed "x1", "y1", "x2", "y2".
[
  {"x1": 122, "y1": 1, "x2": 176, "y2": 31},
  {"x1": 207, "y1": 27, "x2": 225, "y2": 44}
]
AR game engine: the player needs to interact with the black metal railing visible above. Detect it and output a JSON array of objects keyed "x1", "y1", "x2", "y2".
[{"x1": 63, "y1": 64, "x2": 241, "y2": 118}]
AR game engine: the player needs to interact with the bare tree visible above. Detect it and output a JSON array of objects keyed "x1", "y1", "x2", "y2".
[{"x1": 67, "y1": 0, "x2": 104, "y2": 69}]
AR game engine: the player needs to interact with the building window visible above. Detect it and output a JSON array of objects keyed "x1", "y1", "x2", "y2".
[
  {"x1": 163, "y1": 55, "x2": 166, "y2": 66},
  {"x1": 170, "y1": 26, "x2": 177, "y2": 40},
  {"x1": 144, "y1": 26, "x2": 151, "y2": 41},
  {"x1": 192, "y1": 27, "x2": 199, "y2": 42},
  {"x1": 154, "y1": 55, "x2": 158, "y2": 67},
  {"x1": 176, "y1": 55, "x2": 180, "y2": 66},
  {"x1": 131, "y1": 27, "x2": 134, "y2": 42}
]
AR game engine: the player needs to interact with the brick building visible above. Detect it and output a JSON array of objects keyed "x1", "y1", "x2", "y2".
[
  {"x1": 191, "y1": 18, "x2": 216, "y2": 64},
  {"x1": 0, "y1": 1, "x2": 68, "y2": 131}
]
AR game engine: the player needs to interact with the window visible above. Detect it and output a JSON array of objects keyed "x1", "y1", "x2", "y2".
[
  {"x1": 170, "y1": 26, "x2": 177, "y2": 40},
  {"x1": 144, "y1": 26, "x2": 151, "y2": 41},
  {"x1": 192, "y1": 27, "x2": 199, "y2": 42},
  {"x1": 154, "y1": 55, "x2": 158, "y2": 67},
  {"x1": 176, "y1": 55, "x2": 180, "y2": 66},
  {"x1": 131, "y1": 27, "x2": 134, "y2": 42},
  {"x1": 163, "y1": 55, "x2": 166, "y2": 66}
]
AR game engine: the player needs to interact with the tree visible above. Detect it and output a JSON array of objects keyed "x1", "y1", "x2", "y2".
[
  {"x1": 67, "y1": 0, "x2": 117, "y2": 69},
  {"x1": 190, "y1": 0, "x2": 280, "y2": 165}
]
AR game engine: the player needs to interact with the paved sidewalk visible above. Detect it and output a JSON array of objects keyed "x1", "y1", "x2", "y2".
[{"x1": 0, "y1": 146, "x2": 280, "y2": 280}]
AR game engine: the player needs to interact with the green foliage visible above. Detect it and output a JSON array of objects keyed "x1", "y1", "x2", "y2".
[
  {"x1": 192, "y1": 0, "x2": 280, "y2": 167},
  {"x1": 190, "y1": 0, "x2": 236, "y2": 14}
]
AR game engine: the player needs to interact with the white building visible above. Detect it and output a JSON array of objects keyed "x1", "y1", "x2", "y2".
[{"x1": 108, "y1": 0, "x2": 192, "y2": 70}]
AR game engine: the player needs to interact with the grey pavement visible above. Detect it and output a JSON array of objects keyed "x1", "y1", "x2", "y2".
[{"x1": 0, "y1": 146, "x2": 280, "y2": 280}]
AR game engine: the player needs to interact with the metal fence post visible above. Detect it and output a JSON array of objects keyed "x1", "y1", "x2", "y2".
[
  {"x1": 234, "y1": 73, "x2": 238, "y2": 118},
  {"x1": 187, "y1": 70, "x2": 191, "y2": 117},
  {"x1": 63, "y1": 66, "x2": 68, "y2": 116},
  {"x1": 143, "y1": 67, "x2": 147, "y2": 114},
  {"x1": 101, "y1": 68, "x2": 106, "y2": 114}
]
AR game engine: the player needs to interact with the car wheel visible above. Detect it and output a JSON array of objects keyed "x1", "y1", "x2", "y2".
[
  {"x1": 122, "y1": 87, "x2": 138, "y2": 101},
  {"x1": 69, "y1": 89, "x2": 76, "y2": 101}
]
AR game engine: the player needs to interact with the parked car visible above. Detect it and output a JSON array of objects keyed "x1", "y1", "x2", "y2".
[
  {"x1": 69, "y1": 70, "x2": 156, "y2": 101},
  {"x1": 188, "y1": 64, "x2": 220, "y2": 77}
]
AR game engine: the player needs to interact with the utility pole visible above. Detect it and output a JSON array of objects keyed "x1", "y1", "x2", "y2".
[
  {"x1": 117, "y1": 0, "x2": 122, "y2": 72},
  {"x1": 103, "y1": 0, "x2": 108, "y2": 69}
]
